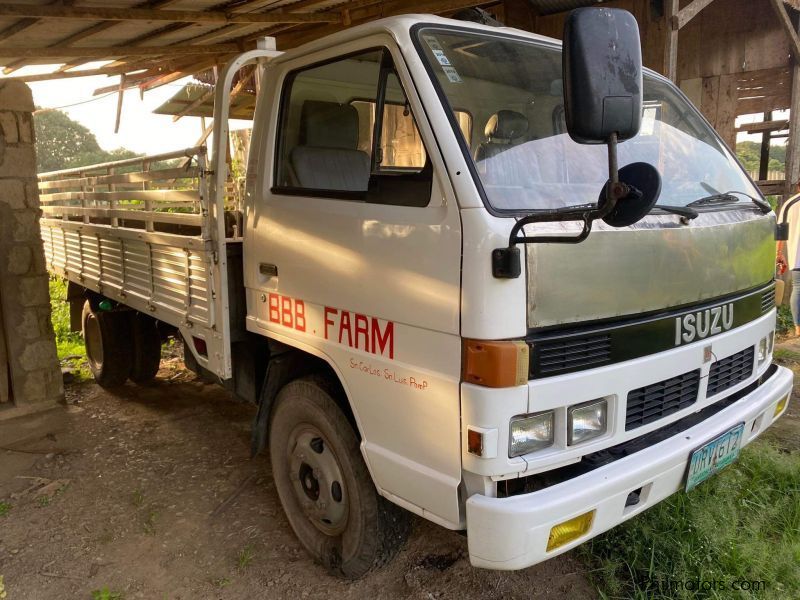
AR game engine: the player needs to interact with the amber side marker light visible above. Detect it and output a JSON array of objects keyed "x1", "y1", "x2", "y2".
[
  {"x1": 463, "y1": 340, "x2": 529, "y2": 388},
  {"x1": 774, "y1": 394, "x2": 789, "y2": 418},
  {"x1": 467, "y1": 428, "x2": 484, "y2": 456},
  {"x1": 546, "y1": 510, "x2": 596, "y2": 552}
]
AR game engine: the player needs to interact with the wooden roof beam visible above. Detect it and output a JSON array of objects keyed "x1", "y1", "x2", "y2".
[
  {"x1": 736, "y1": 119, "x2": 790, "y2": 133},
  {"x1": 671, "y1": 0, "x2": 716, "y2": 30},
  {"x1": 0, "y1": 4, "x2": 341, "y2": 25},
  {"x1": 770, "y1": 0, "x2": 800, "y2": 64},
  {"x1": 4, "y1": 63, "x2": 148, "y2": 83},
  {"x1": 0, "y1": 42, "x2": 242, "y2": 61},
  {"x1": 0, "y1": 18, "x2": 38, "y2": 43}
]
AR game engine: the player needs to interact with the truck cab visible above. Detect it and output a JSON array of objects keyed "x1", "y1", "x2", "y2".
[{"x1": 43, "y1": 9, "x2": 792, "y2": 578}]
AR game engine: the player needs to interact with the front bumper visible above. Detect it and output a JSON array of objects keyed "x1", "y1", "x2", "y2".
[{"x1": 465, "y1": 364, "x2": 793, "y2": 570}]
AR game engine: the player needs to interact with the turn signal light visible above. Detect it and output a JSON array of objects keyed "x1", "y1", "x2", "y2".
[
  {"x1": 774, "y1": 394, "x2": 789, "y2": 417},
  {"x1": 463, "y1": 340, "x2": 529, "y2": 388},
  {"x1": 546, "y1": 510, "x2": 595, "y2": 552}
]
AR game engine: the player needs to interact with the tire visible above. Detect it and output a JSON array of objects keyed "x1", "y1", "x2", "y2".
[
  {"x1": 82, "y1": 300, "x2": 131, "y2": 388},
  {"x1": 129, "y1": 313, "x2": 161, "y2": 385},
  {"x1": 269, "y1": 376, "x2": 410, "y2": 579}
]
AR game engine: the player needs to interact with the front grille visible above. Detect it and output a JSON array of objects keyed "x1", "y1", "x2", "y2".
[
  {"x1": 707, "y1": 346, "x2": 754, "y2": 396},
  {"x1": 761, "y1": 288, "x2": 776, "y2": 313},
  {"x1": 625, "y1": 369, "x2": 701, "y2": 431},
  {"x1": 533, "y1": 334, "x2": 611, "y2": 376}
]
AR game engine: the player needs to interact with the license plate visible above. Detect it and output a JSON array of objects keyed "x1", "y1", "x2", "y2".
[{"x1": 685, "y1": 423, "x2": 745, "y2": 492}]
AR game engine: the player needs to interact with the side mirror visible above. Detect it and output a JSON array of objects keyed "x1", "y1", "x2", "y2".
[{"x1": 563, "y1": 7, "x2": 643, "y2": 144}]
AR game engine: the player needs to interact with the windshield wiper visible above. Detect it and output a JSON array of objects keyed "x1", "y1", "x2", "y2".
[
  {"x1": 651, "y1": 204, "x2": 698, "y2": 219},
  {"x1": 687, "y1": 191, "x2": 771, "y2": 213}
]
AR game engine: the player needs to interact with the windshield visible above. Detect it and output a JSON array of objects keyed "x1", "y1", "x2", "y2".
[{"x1": 416, "y1": 27, "x2": 760, "y2": 213}]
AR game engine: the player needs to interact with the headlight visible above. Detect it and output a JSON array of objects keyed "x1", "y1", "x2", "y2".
[
  {"x1": 509, "y1": 411, "x2": 554, "y2": 457},
  {"x1": 758, "y1": 337, "x2": 768, "y2": 364},
  {"x1": 767, "y1": 331, "x2": 775, "y2": 355},
  {"x1": 568, "y1": 399, "x2": 607, "y2": 445}
]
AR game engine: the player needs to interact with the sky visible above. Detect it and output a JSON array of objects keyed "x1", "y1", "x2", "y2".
[{"x1": 27, "y1": 71, "x2": 205, "y2": 155}]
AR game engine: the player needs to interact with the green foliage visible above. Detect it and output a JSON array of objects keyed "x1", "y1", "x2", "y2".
[
  {"x1": 34, "y1": 109, "x2": 139, "y2": 173},
  {"x1": 581, "y1": 441, "x2": 800, "y2": 599},
  {"x1": 0, "y1": 502, "x2": 11, "y2": 517},
  {"x1": 49, "y1": 276, "x2": 91, "y2": 381},
  {"x1": 91, "y1": 588, "x2": 123, "y2": 600},
  {"x1": 776, "y1": 305, "x2": 794, "y2": 336},
  {"x1": 736, "y1": 140, "x2": 786, "y2": 174}
]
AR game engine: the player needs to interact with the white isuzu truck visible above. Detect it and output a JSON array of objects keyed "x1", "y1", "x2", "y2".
[{"x1": 40, "y1": 8, "x2": 792, "y2": 577}]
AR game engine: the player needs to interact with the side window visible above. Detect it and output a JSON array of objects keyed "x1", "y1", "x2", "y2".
[{"x1": 274, "y1": 49, "x2": 434, "y2": 206}]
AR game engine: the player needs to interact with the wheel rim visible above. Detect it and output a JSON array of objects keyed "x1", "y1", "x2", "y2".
[
  {"x1": 84, "y1": 311, "x2": 104, "y2": 372},
  {"x1": 288, "y1": 426, "x2": 348, "y2": 536}
]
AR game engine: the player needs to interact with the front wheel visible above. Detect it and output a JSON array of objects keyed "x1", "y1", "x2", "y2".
[{"x1": 269, "y1": 376, "x2": 410, "y2": 578}]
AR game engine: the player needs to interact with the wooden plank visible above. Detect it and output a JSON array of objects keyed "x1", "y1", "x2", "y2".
[
  {"x1": 769, "y1": 0, "x2": 800, "y2": 63},
  {"x1": 0, "y1": 5, "x2": 340, "y2": 24},
  {"x1": 736, "y1": 119, "x2": 790, "y2": 133},
  {"x1": 738, "y1": 94, "x2": 793, "y2": 114},
  {"x1": 716, "y1": 74, "x2": 738, "y2": 148},
  {"x1": 700, "y1": 75, "x2": 720, "y2": 125},
  {"x1": 664, "y1": 0, "x2": 679, "y2": 80},
  {"x1": 674, "y1": 0, "x2": 717, "y2": 29},
  {"x1": 756, "y1": 179, "x2": 787, "y2": 195}
]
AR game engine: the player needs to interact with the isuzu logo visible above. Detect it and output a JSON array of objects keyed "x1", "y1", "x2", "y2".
[{"x1": 675, "y1": 304, "x2": 734, "y2": 346}]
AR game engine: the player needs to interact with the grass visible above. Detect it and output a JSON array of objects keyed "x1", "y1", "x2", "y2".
[
  {"x1": 581, "y1": 441, "x2": 800, "y2": 599},
  {"x1": 91, "y1": 588, "x2": 124, "y2": 600},
  {"x1": 131, "y1": 490, "x2": 145, "y2": 508},
  {"x1": 142, "y1": 511, "x2": 158, "y2": 536},
  {"x1": 0, "y1": 502, "x2": 10, "y2": 517},
  {"x1": 236, "y1": 545, "x2": 256, "y2": 571},
  {"x1": 49, "y1": 276, "x2": 90, "y2": 380}
]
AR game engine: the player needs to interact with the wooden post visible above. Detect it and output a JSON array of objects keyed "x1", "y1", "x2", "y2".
[
  {"x1": 759, "y1": 111, "x2": 772, "y2": 182},
  {"x1": 664, "y1": 0, "x2": 679, "y2": 81},
  {"x1": 114, "y1": 74, "x2": 126, "y2": 133},
  {"x1": 784, "y1": 10, "x2": 800, "y2": 201}
]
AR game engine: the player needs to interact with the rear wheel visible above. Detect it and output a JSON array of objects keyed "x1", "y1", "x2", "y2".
[
  {"x1": 269, "y1": 376, "x2": 410, "y2": 579},
  {"x1": 82, "y1": 300, "x2": 131, "y2": 388},
  {"x1": 129, "y1": 314, "x2": 161, "y2": 384}
]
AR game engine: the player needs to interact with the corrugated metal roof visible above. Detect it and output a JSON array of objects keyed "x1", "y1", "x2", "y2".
[
  {"x1": 153, "y1": 82, "x2": 257, "y2": 119},
  {"x1": 0, "y1": 1, "x2": 500, "y2": 93}
]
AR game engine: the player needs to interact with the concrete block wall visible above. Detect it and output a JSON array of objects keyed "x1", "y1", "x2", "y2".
[{"x1": 0, "y1": 80, "x2": 63, "y2": 415}]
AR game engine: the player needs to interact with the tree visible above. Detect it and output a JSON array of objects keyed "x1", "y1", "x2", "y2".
[
  {"x1": 735, "y1": 139, "x2": 786, "y2": 175},
  {"x1": 34, "y1": 109, "x2": 139, "y2": 173}
]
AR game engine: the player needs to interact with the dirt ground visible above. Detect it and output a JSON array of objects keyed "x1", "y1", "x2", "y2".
[{"x1": 0, "y1": 356, "x2": 596, "y2": 600}]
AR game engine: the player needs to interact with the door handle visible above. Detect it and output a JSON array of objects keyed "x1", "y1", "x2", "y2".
[{"x1": 259, "y1": 263, "x2": 278, "y2": 277}]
